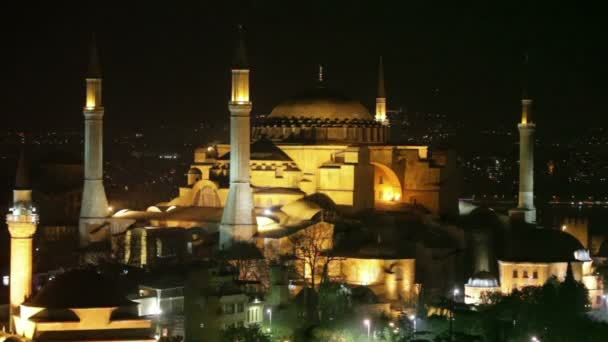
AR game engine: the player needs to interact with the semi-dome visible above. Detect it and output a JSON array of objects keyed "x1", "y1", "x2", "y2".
[{"x1": 269, "y1": 86, "x2": 372, "y2": 121}]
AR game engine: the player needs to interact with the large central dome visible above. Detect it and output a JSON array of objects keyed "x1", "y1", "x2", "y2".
[{"x1": 269, "y1": 86, "x2": 373, "y2": 121}]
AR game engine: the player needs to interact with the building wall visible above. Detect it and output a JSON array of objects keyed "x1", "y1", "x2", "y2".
[
  {"x1": 338, "y1": 258, "x2": 415, "y2": 301},
  {"x1": 175, "y1": 142, "x2": 457, "y2": 215},
  {"x1": 498, "y1": 261, "x2": 583, "y2": 294},
  {"x1": 185, "y1": 269, "x2": 261, "y2": 342}
]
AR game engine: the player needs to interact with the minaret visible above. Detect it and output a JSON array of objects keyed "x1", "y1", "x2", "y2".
[
  {"x1": 375, "y1": 56, "x2": 388, "y2": 125},
  {"x1": 219, "y1": 26, "x2": 257, "y2": 249},
  {"x1": 7, "y1": 148, "x2": 38, "y2": 331},
  {"x1": 79, "y1": 36, "x2": 109, "y2": 246},
  {"x1": 510, "y1": 55, "x2": 536, "y2": 223}
]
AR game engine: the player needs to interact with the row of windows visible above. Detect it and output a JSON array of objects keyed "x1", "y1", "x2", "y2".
[
  {"x1": 224, "y1": 321, "x2": 245, "y2": 329},
  {"x1": 247, "y1": 308, "x2": 261, "y2": 323},
  {"x1": 513, "y1": 270, "x2": 538, "y2": 279},
  {"x1": 223, "y1": 302, "x2": 245, "y2": 315}
]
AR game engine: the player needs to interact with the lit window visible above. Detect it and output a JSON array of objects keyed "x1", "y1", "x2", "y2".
[{"x1": 223, "y1": 304, "x2": 235, "y2": 314}]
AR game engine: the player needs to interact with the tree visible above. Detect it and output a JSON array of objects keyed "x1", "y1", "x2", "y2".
[
  {"x1": 318, "y1": 282, "x2": 351, "y2": 322},
  {"x1": 288, "y1": 221, "x2": 336, "y2": 289},
  {"x1": 220, "y1": 324, "x2": 271, "y2": 342},
  {"x1": 476, "y1": 268, "x2": 603, "y2": 342}
]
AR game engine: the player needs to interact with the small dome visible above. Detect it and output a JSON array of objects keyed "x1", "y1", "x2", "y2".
[
  {"x1": 503, "y1": 226, "x2": 584, "y2": 262},
  {"x1": 464, "y1": 207, "x2": 502, "y2": 228},
  {"x1": 467, "y1": 271, "x2": 499, "y2": 288},
  {"x1": 269, "y1": 86, "x2": 372, "y2": 121}
]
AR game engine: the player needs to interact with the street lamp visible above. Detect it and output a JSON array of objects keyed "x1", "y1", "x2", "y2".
[
  {"x1": 363, "y1": 319, "x2": 371, "y2": 341},
  {"x1": 409, "y1": 314, "x2": 416, "y2": 333},
  {"x1": 531, "y1": 336, "x2": 540, "y2": 342},
  {"x1": 450, "y1": 287, "x2": 459, "y2": 342},
  {"x1": 266, "y1": 308, "x2": 272, "y2": 333}
]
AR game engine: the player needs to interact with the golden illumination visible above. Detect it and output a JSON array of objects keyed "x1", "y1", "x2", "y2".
[
  {"x1": 231, "y1": 69, "x2": 250, "y2": 103},
  {"x1": 521, "y1": 99, "x2": 532, "y2": 125},
  {"x1": 7, "y1": 219, "x2": 37, "y2": 332},
  {"x1": 375, "y1": 97, "x2": 386, "y2": 123},
  {"x1": 85, "y1": 79, "x2": 102, "y2": 109}
]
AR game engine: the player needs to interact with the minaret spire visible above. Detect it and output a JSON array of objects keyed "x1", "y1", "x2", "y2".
[
  {"x1": 219, "y1": 25, "x2": 257, "y2": 249},
  {"x1": 7, "y1": 147, "x2": 37, "y2": 333},
  {"x1": 88, "y1": 33, "x2": 102, "y2": 79},
  {"x1": 233, "y1": 25, "x2": 248, "y2": 70},
  {"x1": 375, "y1": 56, "x2": 388, "y2": 125},
  {"x1": 80, "y1": 34, "x2": 109, "y2": 246},
  {"x1": 15, "y1": 145, "x2": 30, "y2": 190},
  {"x1": 318, "y1": 64, "x2": 324, "y2": 83},
  {"x1": 377, "y1": 56, "x2": 386, "y2": 98},
  {"x1": 509, "y1": 52, "x2": 536, "y2": 224}
]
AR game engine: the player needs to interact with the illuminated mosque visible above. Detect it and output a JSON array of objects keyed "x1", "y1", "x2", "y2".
[
  {"x1": 2, "y1": 28, "x2": 606, "y2": 340},
  {"x1": 106, "y1": 29, "x2": 459, "y2": 307}
]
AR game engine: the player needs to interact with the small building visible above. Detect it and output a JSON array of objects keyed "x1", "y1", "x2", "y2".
[
  {"x1": 13, "y1": 269, "x2": 153, "y2": 341},
  {"x1": 184, "y1": 266, "x2": 264, "y2": 342}
]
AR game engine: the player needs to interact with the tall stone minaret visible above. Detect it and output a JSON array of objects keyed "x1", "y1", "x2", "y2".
[
  {"x1": 79, "y1": 36, "x2": 109, "y2": 246},
  {"x1": 375, "y1": 56, "x2": 388, "y2": 125},
  {"x1": 510, "y1": 56, "x2": 536, "y2": 224},
  {"x1": 7, "y1": 148, "x2": 37, "y2": 331},
  {"x1": 219, "y1": 26, "x2": 257, "y2": 249}
]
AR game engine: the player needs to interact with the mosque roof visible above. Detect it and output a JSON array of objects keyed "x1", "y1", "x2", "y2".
[
  {"x1": 463, "y1": 207, "x2": 503, "y2": 228},
  {"x1": 501, "y1": 225, "x2": 584, "y2": 263},
  {"x1": 219, "y1": 138, "x2": 293, "y2": 161},
  {"x1": 596, "y1": 239, "x2": 608, "y2": 258},
  {"x1": 24, "y1": 269, "x2": 135, "y2": 309},
  {"x1": 268, "y1": 86, "x2": 372, "y2": 121}
]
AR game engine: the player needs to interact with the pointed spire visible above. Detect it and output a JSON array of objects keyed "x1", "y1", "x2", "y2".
[
  {"x1": 232, "y1": 25, "x2": 249, "y2": 69},
  {"x1": 87, "y1": 33, "x2": 102, "y2": 78},
  {"x1": 522, "y1": 52, "x2": 530, "y2": 100},
  {"x1": 15, "y1": 145, "x2": 30, "y2": 190},
  {"x1": 318, "y1": 64, "x2": 324, "y2": 83},
  {"x1": 377, "y1": 56, "x2": 386, "y2": 98}
]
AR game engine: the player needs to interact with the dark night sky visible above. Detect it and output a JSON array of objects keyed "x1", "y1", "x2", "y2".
[{"x1": 2, "y1": 1, "x2": 606, "y2": 134}]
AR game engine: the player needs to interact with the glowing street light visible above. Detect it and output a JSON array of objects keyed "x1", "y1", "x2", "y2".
[
  {"x1": 363, "y1": 319, "x2": 371, "y2": 341},
  {"x1": 531, "y1": 336, "x2": 540, "y2": 342},
  {"x1": 409, "y1": 314, "x2": 417, "y2": 333},
  {"x1": 266, "y1": 308, "x2": 272, "y2": 333},
  {"x1": 450, "y1": 287, "x2": 459, "y2": 341}
]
